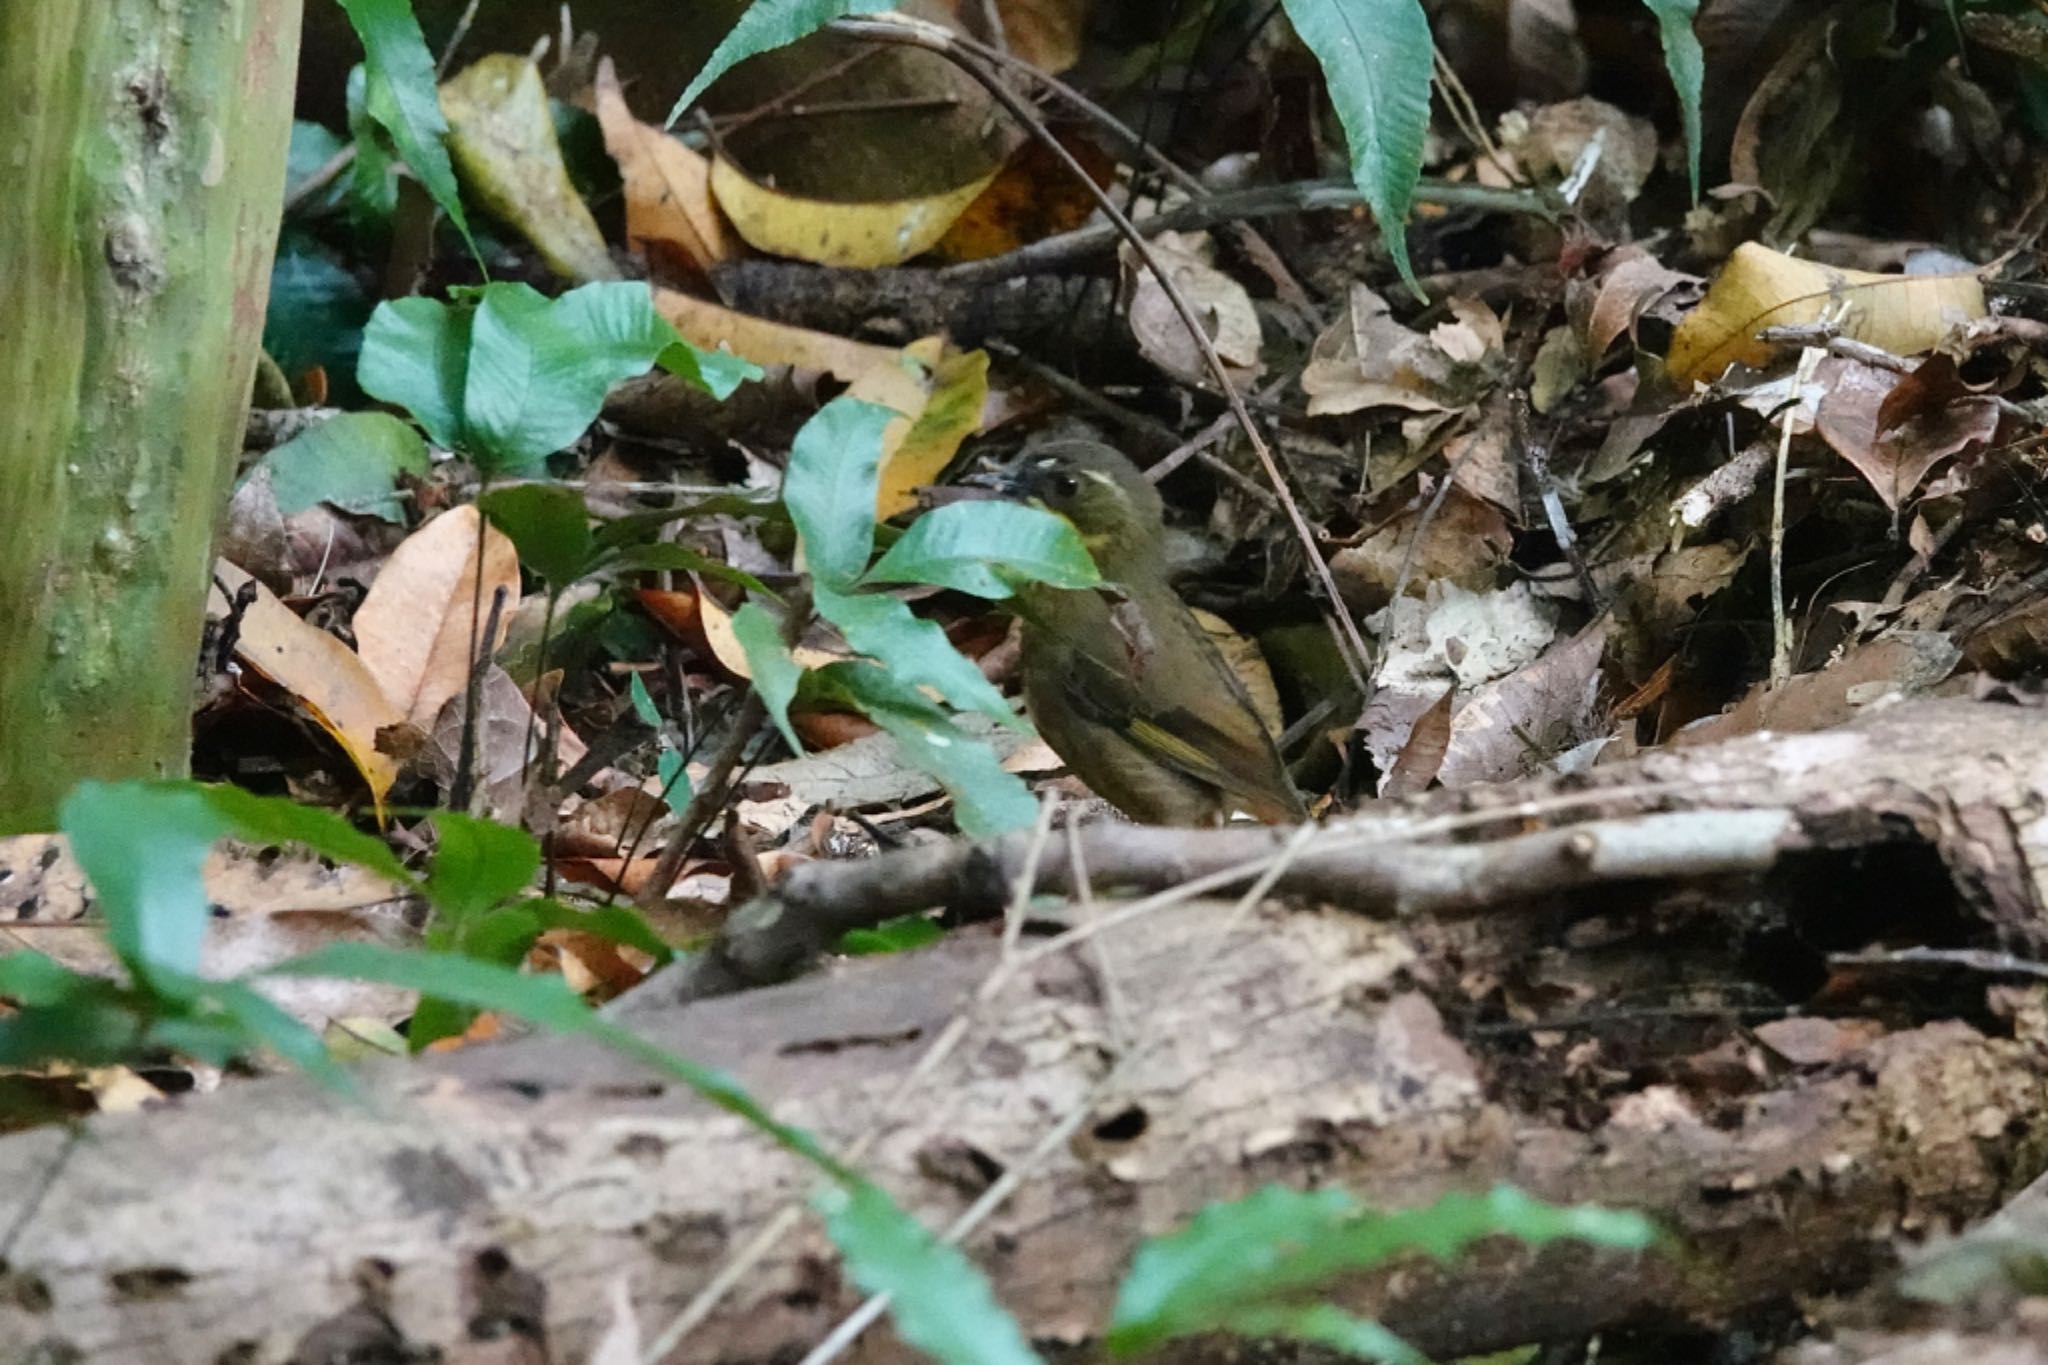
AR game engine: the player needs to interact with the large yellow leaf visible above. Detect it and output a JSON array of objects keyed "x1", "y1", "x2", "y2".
[
  {"x1": 847, "y1": 338, "x2": 991, "y2": 519},
  {"x1": 709, "y1": 155, "x2": 998, "y2": 269},
  {"x1": 1668, "y1": 242, "x2": 1985, "y2": 385}
]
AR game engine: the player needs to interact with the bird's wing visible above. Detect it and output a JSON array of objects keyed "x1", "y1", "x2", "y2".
[{"x1": 1052, "y1": 587, "x2": 1307, "y2": 822}]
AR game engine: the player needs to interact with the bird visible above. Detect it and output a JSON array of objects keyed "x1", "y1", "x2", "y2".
[{"x1": 973, "y1": 440, "x2": 1309, "y2": 826}]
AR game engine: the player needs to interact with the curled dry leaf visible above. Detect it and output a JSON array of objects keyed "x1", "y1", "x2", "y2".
[
  {"x1": 593, "y1": 57, "x2": 738, "y2": 289},
  {"x1": 1812, "y1": 357, "x2": 2001, "y2": 510},
  {"x1": 1382, "y1": 685, "x2": 1454, "y2": 798},
  {"x1": 1667, "y1": 242, "x2": 1986, "y2": 385},
  {"x1": 1120, "y1": 230, "x2": 1263, "y2": 390},
  {"x1": 1302, "y1": 284, "x2": 1501, "y2": 416},
  {"x1": 440, "y1": 55, "x2": 618, "y2": 284},
  {"x1": 354, "y1": 506, "x2": 522, "y2": 730},
  {"x1": 210, "y1": 560, "x2": 404, "y2": 805},
  {"x1": 1578, "y1": 249, "x2": 1698, "y2": 361}
]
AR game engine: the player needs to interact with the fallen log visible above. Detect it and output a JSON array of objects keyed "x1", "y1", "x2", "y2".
[{"x1": 2, "y1": 698, "x2": 2045, "y2": 1364}]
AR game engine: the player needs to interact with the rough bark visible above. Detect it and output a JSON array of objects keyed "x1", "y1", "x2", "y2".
[
  {"x1": 0, "y1": 1, "x2": 303, "y2": 831},
  {"x1": 2, "y1": 699, "x2": 2047, "y2": 1364}
]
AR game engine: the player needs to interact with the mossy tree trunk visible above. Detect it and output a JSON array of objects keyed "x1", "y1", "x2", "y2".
[{"x1": 0, "y1": 1, "x2": 304, "y2": 832}]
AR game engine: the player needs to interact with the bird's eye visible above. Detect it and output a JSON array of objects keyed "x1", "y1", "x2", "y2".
[{"x1": 1049, "y1": 472, "x2": 1080, "y2": 499}]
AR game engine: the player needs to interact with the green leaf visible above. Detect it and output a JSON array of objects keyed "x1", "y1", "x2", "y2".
[
  {"x1": 657, "y1": 749, "x2": 692, "y2": 816},
  {"x1": 658, "y1": 339, "x2": 763, "y2": 401},
  {"x1": 814, "y1": 586, "x2": 1020, "y2": 728},
  {"x1": 1221, "y1": 1305, "x2": 1422, "y2": 1364},
  {"x1": 783, "y1": 398, "x2": 901, "y2": 591},
  {"x1": 866, "y1": 502, "x2": 1102, "y2": 599},
  {"x1": 336, "y1": 0, "x2": 479, "y2": 259},
  {"x1": 480, "y1": 484, "x2": 596, "y2": 586},
  {"x1": 199, "y1": 784, "x2": 417, "y2": 888},
  {"x1": 345, "y1": 64, "x2": 401, "y2": 229},
  {"x1": 210, "y1": 980, "x2": 353, "y2": 1094},
  {"x1": 629, "y1": 672, "x2": 663, "y2": 727},
  {"x1": 1279, "y1": 0, "x2": 1434, "y2": 298},
  {"x1": 733, "y1": 601, "x2": 806, "y2": 754},
  {"x1": 1109, "y1": 1185, "x2": 1659, "y2": 1355},
  {"x1": 59, "y1": 782, "x2": 228, "y2": 994},
  {"x1": 463, "y1": 281, "x2": 693, "y2": 474},
  {"x1": 806, "y1": 665, "x2": 1037, "y2": 837},
  {"x1": 0, "y1": 951, "x2": 96, "y2": 1008},
  {"x1": 265, "y1": 231, "x2": 374, "y2": 404},
  {"x1": 600, "y1": 543, "x2": 772, "y2": 596},
  {"x1": 0, "y1": 996, "x2": 146, "y2": 1070},
  {"x1": 256, "y1": 411, "x2": 430, "y2": 522},
  {"x1": 267, "y1": 943, "x2": 850, "y2": 1177},
  {"x1": 1640, "y1": 0, "x2": 1704, "y2": 201},
  {"x1": 668, "y1": 0, "x2": 902, "y2": 127},
  {"x1": 820, "y1": 1180, "x2": 1043, "y2": 1365},
  {"x1": 838, "y1": 914, "x2": 943, "y2": 956},
  {"x1": 358, "y1": 295, "x2": 474, "y2": 450},
  {"x1": 426, "y1": 815, "x2": 542, "y2": 927}
]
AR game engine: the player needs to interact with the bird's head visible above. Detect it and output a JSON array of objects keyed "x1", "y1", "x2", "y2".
[{"x1": 972, "y1": 441, "x2": 1165, "y2": 580}]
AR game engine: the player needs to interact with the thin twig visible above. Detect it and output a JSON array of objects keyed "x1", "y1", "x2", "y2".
[{"x1": 634, "y1": 692, "x2": 766, "y2": 911}]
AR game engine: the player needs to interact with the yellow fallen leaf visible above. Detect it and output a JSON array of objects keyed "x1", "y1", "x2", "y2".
[
  {"x1": 846, "y1": 338, "x2": 990, "y2": 519},
  {"x1": 709, "y1": 154, "x2": 998, "y2": 269},
  {"x1": 1668, "y1": 242, "x2": 1985, "y2": 385},
  {"x1": 441, "y1": 54, "x2": 618, "y2": 284},
  {"x1": 211, "y1": 560, "x2": 403, "y2": 808},
  {"x1": 655, "y1": 286, "x2": 899, "y2": 384},
  {"x1": 354, "y1": 506, "x2": 522, "y2": 730},
  {"x1": 695, "y1": 590, "x2": 841, "y2": 680}
]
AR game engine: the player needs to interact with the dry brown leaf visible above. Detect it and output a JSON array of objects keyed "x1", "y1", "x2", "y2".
[
  {"x1": 709, "y1": 154, "x2": 996, "y2": 269},
  {"x1": 997, "y1": 0, "x2": 1088, "y2": 72},
  {"x1": 1331, "y1": 489, "x2": 1513, "y2": 609},
  {"x1": 355, "y1": 507, "x2": 521, "y2": 731},
  {"x1": 1302, "y1": 284, "x2": 1500, "y2": 415},
  {"x1": 593, "y1": 58, "x2": 737, "y2": 288},
  {"x1": 1812, "y1": 356, "x2": 2000, "y2": 510},
  {"x1": 1189, "y1": 608, "x2": 1285, "y2": 741},
  {"x1": 1121, "y1": 231, "x2": 1262, "y2": 390},
  {"x1": 1382, "y1": 686, "x2": 1454, "y2": 797},
  {"x1": 1673, "y1": 632, "x2": 1962, "y2": 747},
  {"x1": 1667, "y1": 242, "x2": 1987, "y2": 384},
  {"x1": 1437, "y1": 621, "x2": 1608, "y2": 788},
  {"x1": 211, "y1": 561, "x2": 404, "y2": 805},
  {"x1": 930, "y1": 133, "x2": 1111, "y2": 261},
  {"x1": 1582, "y1": 251, "x2": 1697, "y2": 359}
]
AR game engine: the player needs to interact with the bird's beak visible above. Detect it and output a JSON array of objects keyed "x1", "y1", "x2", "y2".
[{"x1": 956, "y1": 461, "x2": 1027, "y2": 500}]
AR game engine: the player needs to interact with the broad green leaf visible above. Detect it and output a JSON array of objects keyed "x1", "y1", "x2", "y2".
[
  {"x1": 657, "y1": 749, "x2": 692, "y2": 816},
  {"x1": 658, "y1": 339, "x2": 763, "y2": 401},
  {"x1": 268, "y1": 943, "x2": 850, "y2": 1177},
  {"x1": 265, "y1": 231, "x2": 374, "y2": 403},
  {"x1": 820, "y1": 1181, "x2": 1043, "y2": 1365},
  {"x1": 211, "y1": 980, "x2": 352, "y2": 1094},
  {"x1": 199, "y1": 784, "x2": 416, "y2": 888},
  {"x1": 336, "y1": 0, "x2": 478, "y2": 258},
  {"x1": 1280, "y1": 0, "x2": 1433, "y2": 297},
  {"x1": 814, "y1": 585, "x2": 1020, "y2": 728},
  {"x1": 806, "y1": 664, "x2": 1037, "y2": 837},
  {"x1": 59, "y1": 782, "x2": 228, "y2": 994},
  {"x1": 0, "y1": 996, "x2": 146, "y2": 1070},
  {"x1": 358, "y1": 295, "x2": 474, "y2": 449},
  {"x1": 426, "y1": 814, "x2": 542, "y2": 927},
  {"x1": 668, "y1": 0, "x2": 902, "y2": 126},
  {"x1": 0, "y1": 951, "x2": 94, "y2": 1008},
  {"x1": 464, "y1": 281, "x2": 694, "y2": 473},
  {"x1": 1222, "y1": 1305, "x2": 1422, "y2": 1364},
  {"x1": 783, "y1": 398, "x2": 901, "y2": 591},
  {"x1": 866, "y1": 501, "x2": 1102, "y2": 599},
  {"x1": 480, "y1": 484, "x2": 596, "y2": 586},
  {"x1": 257, "y1": 411, "x2": 430, "y2": 522},
  {"x1": 733, "y1": 601, "x2": 806, "y2": 753},
  {"x1": 1640, "y1": 0, "x2": 1704, "y2": 201},
  {"x1": 286, "y1": 120, "x2": 351, "y2": 217},
  {"x1": 345, "y1": 65, "x2": 401, "y2": 228},
  {"x1": 838, "y1": 914, "x2": 943, "y2": 956},
  {"x1": 1109, "y1": 1185, "x2": 1658, "y2": 1355}
]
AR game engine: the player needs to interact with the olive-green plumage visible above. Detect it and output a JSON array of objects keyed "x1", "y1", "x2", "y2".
[{"x1": 988, "y1": 441, "x2": 1307, "y2": 826}]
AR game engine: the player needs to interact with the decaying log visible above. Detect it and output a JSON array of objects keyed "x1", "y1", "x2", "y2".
[{"x1": 1, "y1": 698, "x2": 2047, "y2": 1364}]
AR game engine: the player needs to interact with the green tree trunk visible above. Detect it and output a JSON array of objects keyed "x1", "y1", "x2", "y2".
[{"x1": 0, "y1": 2, "x2": 303, "y2": 832}]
